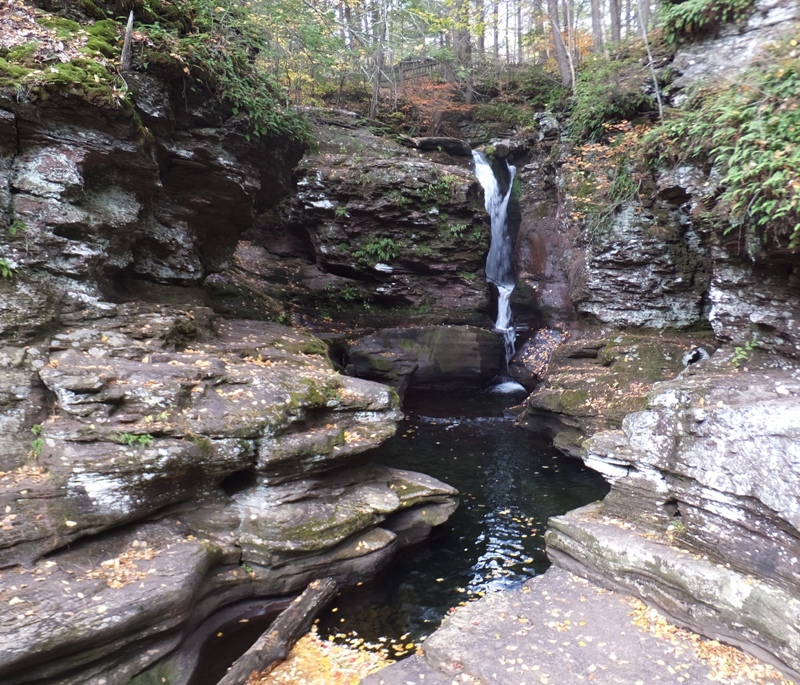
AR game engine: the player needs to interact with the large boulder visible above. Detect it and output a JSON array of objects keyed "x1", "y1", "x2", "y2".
[{"x1": 346, "y1": 325, "x2": 504, "y2": 395}]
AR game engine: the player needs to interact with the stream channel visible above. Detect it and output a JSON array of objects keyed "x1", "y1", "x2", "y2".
[{"x1": 315, "y1": 387, "x2": 610, "y2": 656}]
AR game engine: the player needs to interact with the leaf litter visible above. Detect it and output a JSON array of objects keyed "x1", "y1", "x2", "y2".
[
  {"x1": 247, "y1": 625, "x2": 395, "y2": 685},
  {"x1": 628, "y1": 598, "x2": 792, "y2": 685}
]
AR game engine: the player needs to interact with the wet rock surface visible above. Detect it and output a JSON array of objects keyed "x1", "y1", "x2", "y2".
[{"x1": 545, "y1": 351, "x2": 800, "y2": 680}]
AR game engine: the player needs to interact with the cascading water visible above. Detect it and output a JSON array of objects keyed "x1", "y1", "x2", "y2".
[{"x1": 472, "y1": 150, "x2": 522, "y2": 390}]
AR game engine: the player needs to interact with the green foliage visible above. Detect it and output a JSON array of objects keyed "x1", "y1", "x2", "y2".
[
  {"x1": 0, "y1": 258, "x2": 16, "y2": 279},
  {"x1": 115, "y1": 432, "x2": 155, "y2": 447},
  {"x1": 643, "y1": 45, "x2": 800, "y2": 249},
  {"x1": 667, "y1": 519, "x2": 686, "y2": 535},
  {"x1": 732, "y1": 336, "x2": 758, "y2": 367},
  {"x1": 323, "y1": 283, "x2": 371, "y2": 312},
  {"x1": 354, "y1": 237, "x2": 401, "y2": 264},
  {"x1": 459, "y1": 270, "x2": 477, "y2": 281},
  {"x1": 36, "y1": 16, "x2": 82, "y2": 38},
  {"x1": 0, "y1": 57, "x2": 31, "y2": 85},
  {"x1": 7, "y1": 219, "x2": 26, "y2": 237},
  {"x1": 30, "y1": 424, "x2": 44, "y2": 457},
  {"x1": 660, "y1": 0, "x2": 755, "y2": 45},
  {"x1": 0, "y1": 35, "x2": 125, "y2": 106},
  {"x1": 43, "y1": 58, "x2": 119, "y2": 100},
  {"x1": 138, "y1": 0, "x2": 313, "y2": 145},
  {"x1": 334, "y1": 205, "x2": 348, "y2": 219},
  {"x1": 562, "y1": 121, "x2": 649, "y2": 241},
  {"x1": 241, "y1": 562, "x2": 254, "y2": 574},
  {"x1": 510, "y1": 64, "x2": 568, "y2": 111},
  {"x1": 6, "y1": 43, "x2": 38, "y2": 65},
  {"x1": 421, "y1": 174, "x2": 457, "y2": 203},
  {"x1": 568, "y1": 55, "x2": 654, "y2": 142},
  {"x1": 448, "y1": 222, "x2": 469, "y2": 239},
  {"x1": 473, "y1": 102, "x2": 535, "y2": 129}
]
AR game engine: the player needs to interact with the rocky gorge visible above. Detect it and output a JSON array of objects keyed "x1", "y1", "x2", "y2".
[{"x1": 0, "y1": 0, "x2": 799, "y2": 683}]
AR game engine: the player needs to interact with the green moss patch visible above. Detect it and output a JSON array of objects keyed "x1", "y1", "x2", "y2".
[{"x1": 36, "y1": 16, "x2": 82, "y2": 37}]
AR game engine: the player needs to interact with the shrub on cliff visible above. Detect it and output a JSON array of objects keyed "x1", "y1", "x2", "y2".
[
  {"x1": 644, "y1": 40, "x2": 800, "y2": 252},
  {"x1": 134, "y1": 0, "x2": 313, "y2": 146},
  {"x1": 567, "y1": 54, "x2": 656, "y2": 142},
  {"x1": 0, "y1": 0, "x2": 312, "y2": 147},
  {"x1": 660, "y1": 0, "x2": 757, "y2": 45}
]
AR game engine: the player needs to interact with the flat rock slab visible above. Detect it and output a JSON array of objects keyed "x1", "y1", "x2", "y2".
[{"x1": 361, "y1": 566, "x2": 787, "y2": 685}]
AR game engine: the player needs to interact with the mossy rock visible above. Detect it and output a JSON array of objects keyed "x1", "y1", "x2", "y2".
[
  {"x1": 558, "y1": 389, "x2": 591, "y2": 413},
  {"x1": 36, "y1": 16, "x2": 82, "y2": 36},
  {"x1": 7, "y1": 43, "x2": 38, "y2": 65},
  {"x1": 0, "y1": 58, "x2": 32, "y2": 86}
]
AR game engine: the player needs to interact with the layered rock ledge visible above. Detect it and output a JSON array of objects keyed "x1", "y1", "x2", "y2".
[
  {"x1": 547, "y1": 351, "x2": 800, "y2": 681},
  {"x1": 0, "y1": 306, "x2": 457, "y2": 684}
]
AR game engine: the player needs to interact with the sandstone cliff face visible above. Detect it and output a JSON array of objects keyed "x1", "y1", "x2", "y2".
[
  {"x1": 227, "y1": 110, "x2": 493, "y2": 330},
  {"x1": 0, "y1": 59, "x2": 457, "y2": 685},
  {"x1": 208, "y1": 111, "x2": 516, "y2": 394},
  {"x1": 0, "y1": 72, "x2": 304, "y2": 470},
  {"x1": 512, "y1": 1, "x2": 800, "y2": 678}
]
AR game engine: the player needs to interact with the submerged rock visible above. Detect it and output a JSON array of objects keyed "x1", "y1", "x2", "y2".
[{"x1": 345, "y1": 325, "x2": 504, "y2": 395}]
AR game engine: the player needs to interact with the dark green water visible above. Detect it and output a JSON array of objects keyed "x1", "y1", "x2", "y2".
[{"x1": 317, "y1": 389, "x2": 609, "y2": 649}]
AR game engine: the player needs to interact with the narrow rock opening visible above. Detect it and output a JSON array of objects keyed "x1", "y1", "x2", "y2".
[
  {"x1": 185, "y1": 597, "x2": 292, "y2": 685},
  {"x1": 220, "y1": 467, "x2": 258, "y2": 496},
  {"x1": 663, "y1": 498, "x2": 682, "y2": 518}
]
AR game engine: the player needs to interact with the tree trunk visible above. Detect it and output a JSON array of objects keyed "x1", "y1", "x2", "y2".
[
  {"x1": 492, "y1": 0, "x2": 500, "y2": 57},
  {"x1": 638, "y1": 0, "x2": 651, "y2": 34},
  {"x1": 369, "y1": 1, "x2": 387, "y2": 119},
  {"x1": 120, "y1": 10, "x2": 134, "y2": 71},
  {"x1": 453, "y1": 0, "x2": 473, "y2": 103},
  {"x1": 546, "y1": 0, "x2": 572, "y2": 86},
  {"x1": 370, "y1": 44, "x2": 383, "y2": 119},
  {"x1": 505, "y1": 0, "x2": 511, "y2": 62},
  {"x1": 608, "y1": 0, "x2": 621, "y2": 43},
  {"x1": 216, "y1": 578, "x2": 338, "y2": 685},
  {"x1": 590, "y1": 0, "x2": 604, "y2": 50},
  {"x1": 475, "y1": 0, "x2": 485, "y2": 57}
]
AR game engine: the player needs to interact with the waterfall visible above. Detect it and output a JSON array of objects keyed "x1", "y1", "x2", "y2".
[{"x1": 472, "y1": 150, "x2": 521, "y2": 390}]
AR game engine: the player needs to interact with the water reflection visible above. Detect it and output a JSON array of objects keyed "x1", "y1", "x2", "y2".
[{"x1": 317, "y1": 390, "x2": 609, "y2": 647}]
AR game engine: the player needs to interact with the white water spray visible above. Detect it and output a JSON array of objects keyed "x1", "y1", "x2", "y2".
[{"x1": 472, "y1": 150, "x2": 520, "y2": 386}]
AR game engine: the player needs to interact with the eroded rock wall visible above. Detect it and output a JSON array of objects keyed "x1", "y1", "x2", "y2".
[
  {"x1": 229, "y1": 111, "x2": 494, "y2": 330},
  {"x1": 512, "y1": 1, "x2": 800, "y2": 678},
  {"x1": 547, "y1": 351, "x2": 800, "y2": 680},
  {"x1": 0, "y1": 69, "x2": 457, "y2": 685}
]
